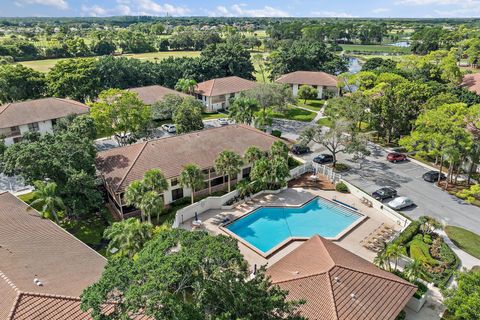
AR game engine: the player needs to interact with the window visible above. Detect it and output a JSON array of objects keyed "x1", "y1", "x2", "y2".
[
  {"x1": 242, "y1": 167, "x2": 251, "y2": 179},
  {"x1": 170, "y1": 178, "x2": 178, "y2": 187},
  {"x1": 28, "y1": 122, "x2": 40, "y2": 132},
  {"x1": 210, "y1": 176, "x2": 228, "y2": 187},
  {"x1": 10, "y1": 126, "x2": 20, "y2": 136},
  {"x1": 202, "y1": 168, "x2": 210, "y2": 176},
  {"x1": 171, "y1": 188, "x2": 184, "y2": 201},
  {"x1": 12, "y1": 137, "x2": 22, "y2": 144}
]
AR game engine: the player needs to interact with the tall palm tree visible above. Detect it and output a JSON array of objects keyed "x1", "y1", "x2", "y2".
[
  {"x1": 373, "y1": 250, "x2": 389, "y2": 271},
  {"x1": 124, "y1": 180, "x2": 147, "y2": 222},
  {"x1": 143, "y1": 169, "x2": 168, "y2": 194},
  {"x1": 236, "y1": 180, "x2": 252, "y2": 199},
  {"x1": 175, "y1": 78, "x2": 197, "y2": 94},
  {"x1": 215, "y1": 150, "x2": 244, "y2": 192},
  {"x1": 139, "y1": 191, "x2": 164, "y2": 224},
  {"x1": 385, "y1": 243, "x2": 404, "y2": 271},
  {"x1": 104, "y1": 218, "x2": 153, "y2": 258},
  {"x1": 179, "y1": 164, "x2": 205, "y2": 204},
  {"x1": 244, "y1": 146, "x2": 264, "y2": 164},
  {"x1": 270, "y1": 140, "x2": 289, "y2": 159},
  {"x1": 28, "y1": 181, "x2": 65, "y2": 224}
]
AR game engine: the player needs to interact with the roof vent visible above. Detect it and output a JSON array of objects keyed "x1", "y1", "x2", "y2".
[
  {"x1": 33, "y1": 277, "x2": 43, "y2": 286},
  {"x1": 292, "y1": 270, "x2": 300, "y2": 275},
  {"x1": 350, "y1": 293, "x2": 356, "y2": 300},
  {"x1": 334, "y1": 276, "x2": 340, "y2": 283}
]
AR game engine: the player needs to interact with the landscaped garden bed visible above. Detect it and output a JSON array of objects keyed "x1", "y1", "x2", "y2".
[{"x1": 391, "y1": 219, "x2": 460, "y2": 287}]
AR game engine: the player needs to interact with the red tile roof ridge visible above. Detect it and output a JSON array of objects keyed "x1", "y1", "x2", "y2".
[
  {"x1": 0, "y1": 270, "x2": 20, "y2": 292},
  {"x1": 0, "y1": 102, "x2": 12, "y2": 117},
  {"x1": 334, "y1": 264, "x2": 416, "y2": 288},
  {"x1": 115, "y1": 140, "x2": 149, "y2": 192}
]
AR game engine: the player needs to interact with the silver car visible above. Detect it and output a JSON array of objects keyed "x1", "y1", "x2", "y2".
[{"x1": 387, "y1": 196, "x2": 414, "y2": 210}]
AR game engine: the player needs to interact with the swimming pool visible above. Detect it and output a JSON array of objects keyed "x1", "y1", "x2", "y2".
[{"x1": 225, "y1": 197, "x2": 363, "y2": 254}]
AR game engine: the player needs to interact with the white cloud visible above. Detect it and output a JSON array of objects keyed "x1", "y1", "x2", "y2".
[
  {"x1": 15, "y1": 0, "x2": 68, "y2": 10},
  {"x1": 395, "y1": 0, "x2": 477, "y2": 5},
  {"x1": 312, "y1": 11, "x2": 357, "y2": 18},
  {"x1": 372, "y1": 8, "x2": 391, "y2": 13},
  {"x1": 81, "y1": 0, "x2": 190, "y2": 17},
  {"x1": 212, "y1": 4, "x2": 289, "y2": 17}
]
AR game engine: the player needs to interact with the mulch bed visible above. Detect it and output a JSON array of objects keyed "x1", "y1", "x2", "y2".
[{"x1": 288, "y1": 173, "x2": 335, "y2": 190}]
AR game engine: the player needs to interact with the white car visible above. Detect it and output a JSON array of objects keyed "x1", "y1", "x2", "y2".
[
  {"x1": 218, "y1": 118, "x2": 228, "y2": 126},
  {"x1": 161, "y1": 124, "x2": 176, "y2": 133},
  {"x1": 387, "y1": 196, "x2": 414, "y2": 210}
]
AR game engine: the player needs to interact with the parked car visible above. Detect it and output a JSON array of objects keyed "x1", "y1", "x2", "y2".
[
  {"x1": 218, "y1": 118, "x2": 228, "y2": 126},
  {"x1": 372, "y1": 187, "x2": 398, "y2": 201},
  {"x1": 422, "y1": 171, "x2": 446, "y2": 182},
  {"x1": 313, "y1": 154, "x2": 334, "y2": 164},
  {"x1": 161, "y1": 124, "x2": 176, "y2": 133},
  {"x1": 387, "y1": 196, "x2": 414, "y2": 210},
  {"x1": 387, "y1": 152, "x2": 407, "y2": 163},
  {"x1": 291, "y1": 145, "x2": 310, "y2": 155}
]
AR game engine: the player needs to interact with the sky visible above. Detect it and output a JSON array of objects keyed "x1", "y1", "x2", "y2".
[{"x1": 2, "y1": 0, "x2": 480, "y2": 18}]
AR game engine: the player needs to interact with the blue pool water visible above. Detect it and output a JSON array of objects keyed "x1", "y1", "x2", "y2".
[{"x1": 226, "y1": 197, "x2": 361, "y2": 253}]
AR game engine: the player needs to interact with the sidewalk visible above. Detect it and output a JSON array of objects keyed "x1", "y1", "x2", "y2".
[{"x1": 437, "y1": 229, "x2": 480, "y2": 270}]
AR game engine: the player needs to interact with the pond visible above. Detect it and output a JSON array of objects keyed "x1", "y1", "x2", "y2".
[
  {"x1": 388, "y1": 41, "x2": 410, "y2": 47},
  {"x1": 347, "y1": 57, "x2": 362, "y2": 74}
]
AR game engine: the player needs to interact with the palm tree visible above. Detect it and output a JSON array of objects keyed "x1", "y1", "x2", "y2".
[
  {"x1": 373, "y1": 250, "x2": 389, "y2": 271},
  {"x1": 143, "y1": 169, "x2": 168, "y2": 193},
  {"x1": 228, "y1": 97, "x2": 259, "y2": 125},
  {"x1": 270, "y1": 141, "x2": 289, "y2": 159},
  {"x1": 175, "y1": 78, "x2": 197, "y2": 94},
  {"x1": 138, "y1": 191, "x2": 164, "y2": 224},
  {"x1": 124, "y1": 180, "x2": 147, "y2": 222},
  {"x1": 104, "y1": 218, "x2": 153, "y2": 258},
  {"x1": 403, "y1": 259, "x2": 425, "y2": 282},
  {"x1": 244, "y1": 146, "x2": 264, "y2": 164},
  {"x1": 236, "y1": 180, "x2": 252, "y2": 199},
  {"x1": 29, "y1": 181, "x2": 65, "y2": 224},
  {"x1": 385, "y1": 243, "x2": 404, "y2": 271},
  {"x1": 179, "y1": 164, "x2": 205, "y2": 204},
  {"x1": 215, "y1": 150, "x2": 244, "y2": 192}
]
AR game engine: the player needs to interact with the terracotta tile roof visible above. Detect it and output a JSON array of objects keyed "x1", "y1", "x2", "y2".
[
  {"x1": 276, "y1": 71, "x2": 338, "y2": 87},
  {"x1": 194, "y1": 76, "x2": 257, "y2": 97},
  {"x1": 461, "y1": 73, "x2": 480, "y2": 95},
  {"x1": 0, "y1": 192, "x2": 106, "y2": 320},
  {"x1": 0, "y1": 98, "x2": 89, "y2": 129},
  {"x1": 96, "y1": 124, "x2": 278, "y2": 192},
  {"x1": 127, "y1": 85, "x2": 189, "y2": 105},
  {"x1": 267, "y1": 236, "x2": 417, "y2": 320}
]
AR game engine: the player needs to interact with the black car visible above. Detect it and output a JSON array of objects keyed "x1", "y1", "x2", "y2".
[
  {"x1": 313, "y1": 153, "x2": 334, "y2": 164},
  {"x1": 422, "y1": 170, "x2": 446, "y2": 182},
  {"x1": 372, "y1": 187, "x2": 398, "y2": 201},
  {"x1": 291, "y1": 144, "x2": 310, "y2": 155}
]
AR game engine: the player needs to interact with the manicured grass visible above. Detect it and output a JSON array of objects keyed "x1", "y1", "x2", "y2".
[
  {"x1": 445, "y1": 226, "x2": 480, "y2": 259},
  {"x1": 298, "y1": 99, "x2": 325, "y2": 111},
  {"x1": 18, "y1": 51, "x2": 201, "y2": 72},
  {"x1": 317, "y1": 117, "x2": 333, "y2": 127},
  {"x1": 272, "y1": 107, "x2": 316, "y2": 122},
  {"x1": 341, "y1": 44, "x2": 411, "y2": 54},
  {"x1": 63, "y1": 217, "x2": 108, "y2": 245}
]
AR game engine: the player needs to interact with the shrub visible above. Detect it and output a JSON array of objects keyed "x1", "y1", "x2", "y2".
[
  {"x1": 335, "y1": 182, "x2": 349, "y2": 193},
  {"x1": 409, "y1": 239, "x2": 438, "y2": 265},
  {"x1": 395, "y1": 310, "x2": 406, "y2": 320},
  {"x1": 440, "y1": 242, "x2": 459, "y2": 267},
  {"x1": 424, "y1": 234, "x2": 433, "y2": 244},
  {"x1": 393, "y1": 221, "x2": 421, "y2": 246},
  {"x1": 430, "y1": 237, "x2": 443, "y2": 259},
  {"x1": 414, "y1": 281, "x2": 428, "y2": 299},
  {"x1": 271, "y1": 129, "x2": 282, "y2": 138},
  {"x1": 333, "y1": 163, "x2": 350, "y2": 172},
  {"x1": 287, "y1": 156, "x2": 301, "y2": 169}
]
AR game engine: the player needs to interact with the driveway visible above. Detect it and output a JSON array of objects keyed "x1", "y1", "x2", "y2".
[{"x1": 273, "y1": 120, "x2": 480, "y2": 234}]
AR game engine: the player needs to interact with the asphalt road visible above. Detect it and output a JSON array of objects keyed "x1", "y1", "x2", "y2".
[{"x1": 274, "y1": 118, "x2": 480, "y2": 233}]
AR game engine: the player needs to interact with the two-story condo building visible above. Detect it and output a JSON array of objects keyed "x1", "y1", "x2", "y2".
[
  {"x1": 0, "y1": 98, "x2": 90, "y2": 146},
  {"x1": 127, "y1": 84, "x2": 189, "y2": 105},
  {"x1": 194, "y1": 76, "x2": 257, "y2": 112},
  {"x1": 96, "y1": 124, "x2": 278, "y2": 219}
]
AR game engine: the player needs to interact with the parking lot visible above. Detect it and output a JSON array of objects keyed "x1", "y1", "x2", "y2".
[{"x1": 301, "y1": 142, "x2": 480, "y2": 233}]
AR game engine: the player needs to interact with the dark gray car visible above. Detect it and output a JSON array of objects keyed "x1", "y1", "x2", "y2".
[{"x1": 372, "y1": 187, "x2": 398, "y2": 201}]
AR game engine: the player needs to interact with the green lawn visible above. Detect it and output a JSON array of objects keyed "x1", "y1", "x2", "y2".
[
  {"x1": 317, "y1": 117, "x2": 333, "y2": 127},
  {"x1": 19, "y1": 51, "x2": 201, "y2": 73},
  {"x1": 201, "y1": 112, "x2": 227, "y2": 120},
  {"x1": 272, "y1": 107, "x2": 316, "y2": 122},
  {"x1": 445, "y1": 226, "x2": 480, "y2": 259},
  {"x1": 298, "y1": 99, "x2": 325, "y2": 111},
  {"x1": 341, "y1": 44, "x2": 411, "y2": 55}
]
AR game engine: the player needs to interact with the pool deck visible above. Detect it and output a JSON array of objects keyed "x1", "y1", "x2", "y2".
[{"x1": 180, "y1": 188, "x2": 403, "y2": 269}]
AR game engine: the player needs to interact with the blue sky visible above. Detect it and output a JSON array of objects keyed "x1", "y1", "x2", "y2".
[{"x1": 2, "y1": 0, "x2": 480, "y2": 18}]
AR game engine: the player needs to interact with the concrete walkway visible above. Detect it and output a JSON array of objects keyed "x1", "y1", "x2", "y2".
[{"x1": 295, "y1": 104, "x2": 325, "y2": 124}]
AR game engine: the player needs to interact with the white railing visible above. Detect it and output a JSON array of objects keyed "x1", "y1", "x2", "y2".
[
  {"x1": 172, "y1": 190, "x2": 238, "y2": 228},
  {"x1": 340, "y1": 179, "x2": 410, "y2": 228}
]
